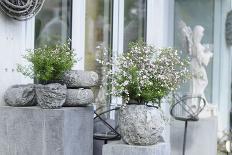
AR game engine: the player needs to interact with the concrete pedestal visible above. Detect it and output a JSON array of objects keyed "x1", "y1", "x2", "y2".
[
  {"x1": 102, "y1": 141, "x2": 170, "y2": 155},
  {"x1": 0, "y1": 106, "x2": 93, "y2": 155},
  {"x1": 170, "y1": 116, "x2": 217, "y2": 155}
]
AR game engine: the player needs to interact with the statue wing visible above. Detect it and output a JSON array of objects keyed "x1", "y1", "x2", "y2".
[{"x1": 179, "y1": 20, "x2": 193, "y2": 55}]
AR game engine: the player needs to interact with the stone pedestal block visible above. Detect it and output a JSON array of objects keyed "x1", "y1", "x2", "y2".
[
  {"x1": 102, "y1": 141, "x2": 170, "y2": 155},
  {"x1": 170, "y1": 116, "x2": 217, "y2": 155},
  {"x1": 0, "y1": 106, "x2": 93, "y2": 155}
]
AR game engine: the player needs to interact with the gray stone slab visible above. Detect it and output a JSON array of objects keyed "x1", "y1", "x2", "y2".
[
  {"x1": 0, "y1": 106, "x2": 93, "y2": 155},
  {"x1": 102, "y1": 141, "x2": 170, "y2": 155},
  {"x1": 170, "y1": 116, "x2": 217, "y2": 155}
]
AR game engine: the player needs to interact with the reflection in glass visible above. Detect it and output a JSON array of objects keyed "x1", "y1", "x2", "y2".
[
  {"x1": 174, "y1": 0, "x2": 214, "y2": 102},
  {"x1": 35, "y1": 0, "x2": 72, "y2": 47},
  {"x1": 124, "y1": 0, "x2": 147, "y2": 51},
  {"x1": 85, "y1": 0, "x2": 113, "y2": 109}
]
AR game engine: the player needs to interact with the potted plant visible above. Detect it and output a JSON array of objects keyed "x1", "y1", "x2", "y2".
[
  {"x1": 97, "y1": 41, "x2": 190, "y2": 145},
  {"x1": 17, "y1": 41, "x2": 76, "y2": 84},
  {"x1": 17, "y1": 41, "x2": 77, "y2": 109}
]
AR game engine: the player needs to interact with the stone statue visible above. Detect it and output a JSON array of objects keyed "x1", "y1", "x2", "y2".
[
  {"x1": 180, "y1": 21, "x2": 215, "y2": 117},
  {"x1": 191, "y1": 25, "x2": 213, "y2": 102}
]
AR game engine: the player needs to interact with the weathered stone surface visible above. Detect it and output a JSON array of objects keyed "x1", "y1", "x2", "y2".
[
  {"x1": 35, "y1": 83, "x2": 67, "y2": 109},
  {"x1": 119, "y1": 105, "x2": 165, "y2": 145},
  {"x1": 64, "y1": 89, "x2": 94, "y2": 106},
  {"x1": 0, "y1": 106, "x2": 93, "y2": 155},
  {"x1": 4, "y1": 84, "x2": 36, "y2": 106},
  {"x1": 62, "y1": 70, "x2": 98, "y2": 88},
  {"x1": 102, "y1": 141, "x2": 170, "y2": 155}
]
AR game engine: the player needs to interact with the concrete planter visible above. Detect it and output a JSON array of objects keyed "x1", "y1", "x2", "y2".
[
  {"x1": 103, "y1": 141, "x2": 170, "y2": 155},
  {"x1": 118, "y1": 104, "x2": 165, "y2": 145},
  {"x1": 170, "y1": 116, "x2": 217, "y2": 155},
  {"x1": 0, "y1": 106, "x2": 93, "y2": 155}
]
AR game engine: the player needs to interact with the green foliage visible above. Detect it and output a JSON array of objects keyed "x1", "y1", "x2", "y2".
[{"x1": 17, "y1": 41, "x2": 76, "y2": 82}]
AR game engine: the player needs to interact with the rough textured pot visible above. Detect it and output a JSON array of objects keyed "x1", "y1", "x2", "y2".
[
  {"x1": 62, "y1": 70, "x2": 98, "y2": 88},
  {"x1": 35, "y1": 83, "x2": 67, "y2": 109},
  {"x1": 64, "y1": 88, "x2": 94, "y2": 106},
  {"x1": 4, "y1": 84, "x2": 36, "y2": 106},
  {"x1": 118, "y1": 104, "x2": 165, "y2": 145}
]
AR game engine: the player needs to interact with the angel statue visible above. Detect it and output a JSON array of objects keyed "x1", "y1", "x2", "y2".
[{"x1": 179, "y1": 21, "x2": 215, "y2": 117}]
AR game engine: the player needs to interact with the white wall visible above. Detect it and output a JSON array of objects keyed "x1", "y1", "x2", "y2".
[{"x1": 0, "y1": 12, "x2": 34, "y2": 105}]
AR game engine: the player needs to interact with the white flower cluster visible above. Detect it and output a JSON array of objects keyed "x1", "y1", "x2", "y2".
[{"x1": 97, "y1": 41, "x2": 190, "y2": 105}]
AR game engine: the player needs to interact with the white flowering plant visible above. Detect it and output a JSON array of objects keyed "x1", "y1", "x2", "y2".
[{"x1": 97, "y1": 41, "x2": 190, "y2": 106}]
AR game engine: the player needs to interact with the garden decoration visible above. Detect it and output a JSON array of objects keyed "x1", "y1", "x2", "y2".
[
  {"x1": 62, "y1": 70, "x2": 98, "y2": 107},
  {"x1": 179, "y1": 21, "x2": 214, "y2": 117},
  {"x1": 17, "y1": 41, "x2": 76, "y2": 108},
  {"x1": 170, "y1": 94, "x2": 206, "y2": 155},
  {"x1": 97, "y1": 41, "x2": 190, "y2": 145},
  {"x1": 4, "y1": 84, "x2": 36, "y2": 106},
  {"x1": 0, "y1": 0, "x2": 45, "y2": 21}
]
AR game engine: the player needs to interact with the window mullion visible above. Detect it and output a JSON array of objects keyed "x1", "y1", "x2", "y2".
[
  {"x1": 111, "y1": 0, "x2": 124, "y2": 110},
  {"x1": 72, "y1": 0, "x2": 85, "y2": 70}
]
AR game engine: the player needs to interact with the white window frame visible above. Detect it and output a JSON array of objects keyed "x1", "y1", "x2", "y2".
[{"x1": 71, "y1": 0, "x2": 85, "y2": 70}]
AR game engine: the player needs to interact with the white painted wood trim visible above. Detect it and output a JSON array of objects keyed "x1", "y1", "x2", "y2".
[
  {"x1": 117, "y1": 0, "x2": 124, "y2": 55},
  {"x1": 112, "y1": 0, "x2": 124, "y2": 56},
  {"x1": 21, "y1": 18, "x2": 35, "y2": 83},
  {"x1": 146, "y1": 0, "x2": 171, "y2": 47},
  {"x1": 72, "y1": 0, "x2": 85, "y2": 70},
  {"x1": 110, "y1": 0, "x2": 124, "y2": 115},
  {"x1": 212, "y1": 0, "x2": 221, "y2": 106}
]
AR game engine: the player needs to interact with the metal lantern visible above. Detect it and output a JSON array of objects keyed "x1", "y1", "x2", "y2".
[{"x1": 0, "y1": 0, "x2": 45, "y2": 21}]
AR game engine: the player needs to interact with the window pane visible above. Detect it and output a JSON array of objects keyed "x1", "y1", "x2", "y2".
[
  {"x1": 174, "y1": 0, "x2": 214, "y2": 102},
  {"x1": 35, "y1": 0, "x2": 72, "y2": 47},
  {"x1": 124, "y1": 0, "x2": 147, "y2": 51},
  {"x1": 85, "y1": 0, "x2": 113, "y2": 108}
]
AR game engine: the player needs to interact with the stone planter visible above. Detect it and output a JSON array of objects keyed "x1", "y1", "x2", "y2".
[
  {"x1": 4, "y1": 84, "x2": 36, "y2": 106},
  {"x1": 64, "y1": 89, "x2": 94, "y2": 106},
  {"x1": 62, "y1": 70, "x2": 98, "y2": 88},
  {"x1": 118, "y1": 104, "x2": 165, "y2": 145},
  {"x1": 35, "y1": 83, "x2": 67, "y2": 109}
]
